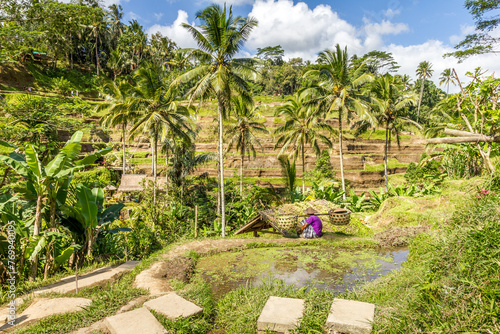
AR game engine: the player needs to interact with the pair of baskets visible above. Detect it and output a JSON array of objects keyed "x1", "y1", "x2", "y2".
[{"x1": 275, "y1": 208, "x2": 351, "y2": 233}]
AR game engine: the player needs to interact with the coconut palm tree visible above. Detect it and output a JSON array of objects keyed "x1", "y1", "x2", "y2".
[
  {"x1": 274, "y1": 93, "x2": 334, "y2": 193},
  {"x1": 96, "y1": 80, "x2": 133, "y2": 175},
  {"x1": 416, "y1": 61, "x2": 434, "y2": 121},
  {"x1": 367, "y1": 74, "x2": 419, "y2": 190},
  {"x1": 129, "y1": 64, "x2": 194, "y2": 208},
  {"x1": 226, "y1": 97, "x2": 269, "y2": 197},
  {"x1": 303, "y1": 45, "x2": 373, "y2": 199},
  {"x1": 439, "y1": 68, "x2": 455, "y2": 94},
  {"x1": 173, "y1": 4, "x2": 258, "y2": 237}
]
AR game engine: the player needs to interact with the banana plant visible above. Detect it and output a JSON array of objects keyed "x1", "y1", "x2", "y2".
[
  {"x1": 65, "y1": 183, "x2": 126, "y2": 258},
  {"x1": 0, "y1": 131, "x2": 111, "y2": 280}
]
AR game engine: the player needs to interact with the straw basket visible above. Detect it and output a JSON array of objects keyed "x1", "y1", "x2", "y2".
[
  {"x1": 275, "y1": 215, "x2": 299, "y2": 233},
  {"x1": 328, "y1": 209, "x2": 351, "y2": 226}
]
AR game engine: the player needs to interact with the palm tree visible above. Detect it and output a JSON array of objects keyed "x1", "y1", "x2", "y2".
[
  {"x1": 96, "y1": 80, "x2": 133, "y2": 175},
  {"x1": 274, "y1": 93, "x2": 334, "y2": 193},
  {"x1": 416, "y1": 61, "x2": 434, "y2": 121},
  {"x1": 173, "y1": 4, "x2": 258, "y2": 237},
  {"x1": 303, "y1": 45, "x2": 373, "y2": 199},
  {"x1": 226, "y1": 97, "x2": 269, "y2": 197},
  {"x1": 278, "y1": 155, "x2": 297, "y2": 203},
  {"x1": 129, "y1": 64, "x2": 194, "y2": 208},
  {"x1": 367, "y1": 75, "x2": 418, "y2": 190},
  {"x1": 439, "y1": 68, "x2": 455, "y2": 94}
]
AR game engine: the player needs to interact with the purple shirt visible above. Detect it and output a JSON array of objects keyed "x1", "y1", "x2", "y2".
[{"x1": 306, "y1": 215, "x2": 323, "y2": 236}]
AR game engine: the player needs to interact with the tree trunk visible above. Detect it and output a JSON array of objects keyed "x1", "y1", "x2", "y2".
[
  {"x1": 122, "y1": 123, "x2": 126, "y2": 175},
  {"x1": 29, "y1": 194, "x2": 42, "y2": 281},
  {"x1": 417, "y1": 77, "x2": 425, "y2": 122},
  {"x1": 165, "y1": 149, "x2": 169, "y2": 197},
  {"x1": 338, "y1": 110, "x2": 346, "y2": 200},
  {"x1": 218, "y1": 101, "x2": 226, "y2": 238},
  {"x1": 49, "y1": 200, "x2": 56, "y2": 228},
  {"x1": 384, "y1": 121, "x2": 389, "y2": 191},
  {"x1": 240, "y1": 148, "x2": 244, "y2": 199},
  {"x1": 302, "y1": 142, "x2": 305, "y2": 193},
  {"x1": 95, "y1": 35, "x2": 100, "y2": 76}
]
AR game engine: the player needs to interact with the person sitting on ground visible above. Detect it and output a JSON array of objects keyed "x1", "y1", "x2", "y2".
[{"x1": 298, "y1": 207, "x2": 322, "y2": 238}]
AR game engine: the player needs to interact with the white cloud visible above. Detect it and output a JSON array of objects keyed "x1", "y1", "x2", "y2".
[
  {"x1": 246, "y1": 0, "x2": 362, "y2": 59},
  {"x1": 154, "y1": 13, "x2": 164, "y2": 21},
  {"x1": 449, "y1": 24, "x2": 476, "y2": 45},
  {"x1": 246, "y1": 0, "x2": 408, "y2": 60},
  {"x1": 147, "y1": 10, "x2": 198, "y2": 48},
  {"x1": 384, "y1": 8, "x2": 401, "y2": 19}
]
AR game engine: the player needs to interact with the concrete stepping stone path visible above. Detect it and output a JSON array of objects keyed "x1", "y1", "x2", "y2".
[
  {"x1": 143, "y1": 293, "x2": 203, "y2": 320},
  {"x1": 104, "y1": 307, "x2": 167, "y2": 334},
  {"x1": 35, "y1": 261, "x2": 139, "y2": 295},
  {"x1": 257, "y1": 296, "x2": 305, "y2": 333},
  {"x1": 325, "y1": 298, "x2": 375, "y2": 334},
  {"x1": 0, "y1": 297, "x2": 91, "y2": 331}
]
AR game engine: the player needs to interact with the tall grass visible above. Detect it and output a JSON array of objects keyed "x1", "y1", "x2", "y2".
[{"x1": 356, "y1": 191, "x2": 500, "y2": 333}]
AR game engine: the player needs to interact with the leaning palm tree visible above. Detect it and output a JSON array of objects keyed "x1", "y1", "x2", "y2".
[
  {"x1": 226, "y1": 97, "x2": 269, "y2": 197},
  {"x1": 416, "y1": 61, "x2": 434, "y2": 121},
  {"x1": 439, "y1": 68, "x2": 455, "y2": 95},
  {"x1": 274, "y1": 93, "x2": 334, "y2": 193},
  {"x1": 129, "y1": 64, "x2": 194, "y2": 208},
  {"x1": 173, "y1": 4, "x2": 258, "y2": 237},
  {"x1": 367, "y1": 74, "x2": 419, "y2": 190},
  {"x1": 303, "y1": 45, "x2": 373, "y2": 199},
  {"x1": 96, "y1": 80, "x2": 133, "y2": 174}
]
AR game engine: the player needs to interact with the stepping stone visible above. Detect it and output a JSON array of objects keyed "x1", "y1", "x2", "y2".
[
  {"x1": 257, "y1": 296, "x2": 304, "y2": 333},
  {"x1": 0, "y1": 297, "x2": 91, "y2": 331},
  {"x1": 104, "y1": 307, "x2": 167, "y2": 334},
  {"x1": 325, "y1": 298, "x2": 375, "y2": 334},
  {"x1": 143, "y1": 293, "x2": 202, "y2": 320},
  {"x1": 35, "y1": 261, "x2": 139, "y2": 295}
]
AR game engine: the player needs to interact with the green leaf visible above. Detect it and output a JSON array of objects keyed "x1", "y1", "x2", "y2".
[
  {"x1": 0, "y1": 140, "x2": 17, "y2": 149},
  {"x1": 28, "y1": 236, "x2": 47, "y2": 261},
  {"x1": 0, "y1": 154, "x2": 29, "y2": 178},
  {"x1": 55, "y1": 246, "x2": 74, "y2": 265},
  {"x1": 76, "y1": 184, "x2": 98, "y2": 228},
  {"x1": 75, "y1": 147, "x2": 112, "y2": 166},
  {"x1": 25, "y1": 145, "x2": 45, "y2": 181},
  {"x1": 99, "y1": 203, "x2": 125, "y2": 225}
]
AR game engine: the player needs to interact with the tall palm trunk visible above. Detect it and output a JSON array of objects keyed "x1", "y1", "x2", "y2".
[
  {"x1": 417, "y1": 76, "x2": 425, "y2": 122},
  {"x1": 240, "y1": 146, "x2": 244, "y2": 198},
  {"x1": 338, "y1": 109, "x2": 346, "y2": 200},
  {"x1": 122, "y1": 123, "x2": 126, "y2": 175},
  {"x1": 301, "y1": 141, "x2": 305, "y2": 193},
  {"x1": 384, "y1": 121, "x2": 389, "y2": 191},
  {"x1": 95, "y1": 35, "x2": 100, "y2": 76},
  {"x1": 218, "y1": 101, "x2": 226, "y2": 237}
]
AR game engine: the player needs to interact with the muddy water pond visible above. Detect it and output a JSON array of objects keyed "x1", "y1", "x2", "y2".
[{"x1": 195, "y1": 246, "x2": 408, "y2": 297}]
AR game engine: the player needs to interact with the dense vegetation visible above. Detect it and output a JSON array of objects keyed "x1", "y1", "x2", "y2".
[{"x1": 0, "y1": 0, "x2": 499, "y2": 333}]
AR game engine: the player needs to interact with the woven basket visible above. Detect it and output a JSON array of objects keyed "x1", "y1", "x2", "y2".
[
  {"x1": 275, "y1": 215, "x2": 299, "y2": 232},
  {"x1": 328, "y1": 209, "x2": 351, "y2": 225}
]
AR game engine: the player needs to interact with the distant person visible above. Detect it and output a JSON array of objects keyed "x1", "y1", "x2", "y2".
[{"x1": 298, "y1": 207, "x2": 322, "y2": 238}]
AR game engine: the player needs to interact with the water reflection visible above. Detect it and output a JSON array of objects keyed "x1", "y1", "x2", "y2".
[{"x1": 198, "y1": 248, "x2": 409, "y2": 297}]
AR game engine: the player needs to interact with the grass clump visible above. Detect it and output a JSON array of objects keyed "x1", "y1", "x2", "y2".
[
  {"x1": 216, "y1": 280, "x2": 340, "y2": 334},
  {"x1": 356, "y1": 191, "x2": 500, "y2": 333}
]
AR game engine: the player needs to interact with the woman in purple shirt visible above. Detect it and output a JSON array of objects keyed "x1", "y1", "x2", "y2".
[{"x1": 298, "y1": 207, "x2": 323, "y2": 238}]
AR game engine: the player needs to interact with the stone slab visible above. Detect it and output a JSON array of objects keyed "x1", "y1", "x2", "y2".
[
  {"x1": 0, "y1": 297, "x2": 91, "y2": 331},
  {"x1": 325, "y1": 298, "x2": 375, "y2": 334},
  {"x1": 143, "y1": 293, "x2": 202, "y2": 320},
  {"x1": 257, "y1": 296, "x2": 304, "y2": 333},
  {"x1": 104, "y1": 307, "x2": 167, "y2": 334},
  {"x1": 35, "y1": 261, "x2": 139, "y2": 295}
]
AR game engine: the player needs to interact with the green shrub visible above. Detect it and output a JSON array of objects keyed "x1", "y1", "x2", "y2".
[{"x1": 72, "y1": 167, "x2": 117, "y2": 188}]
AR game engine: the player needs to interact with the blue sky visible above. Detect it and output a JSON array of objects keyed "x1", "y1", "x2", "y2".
[{"x1": 105, "y1": 0, "x2": 499, "y2": 90}]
